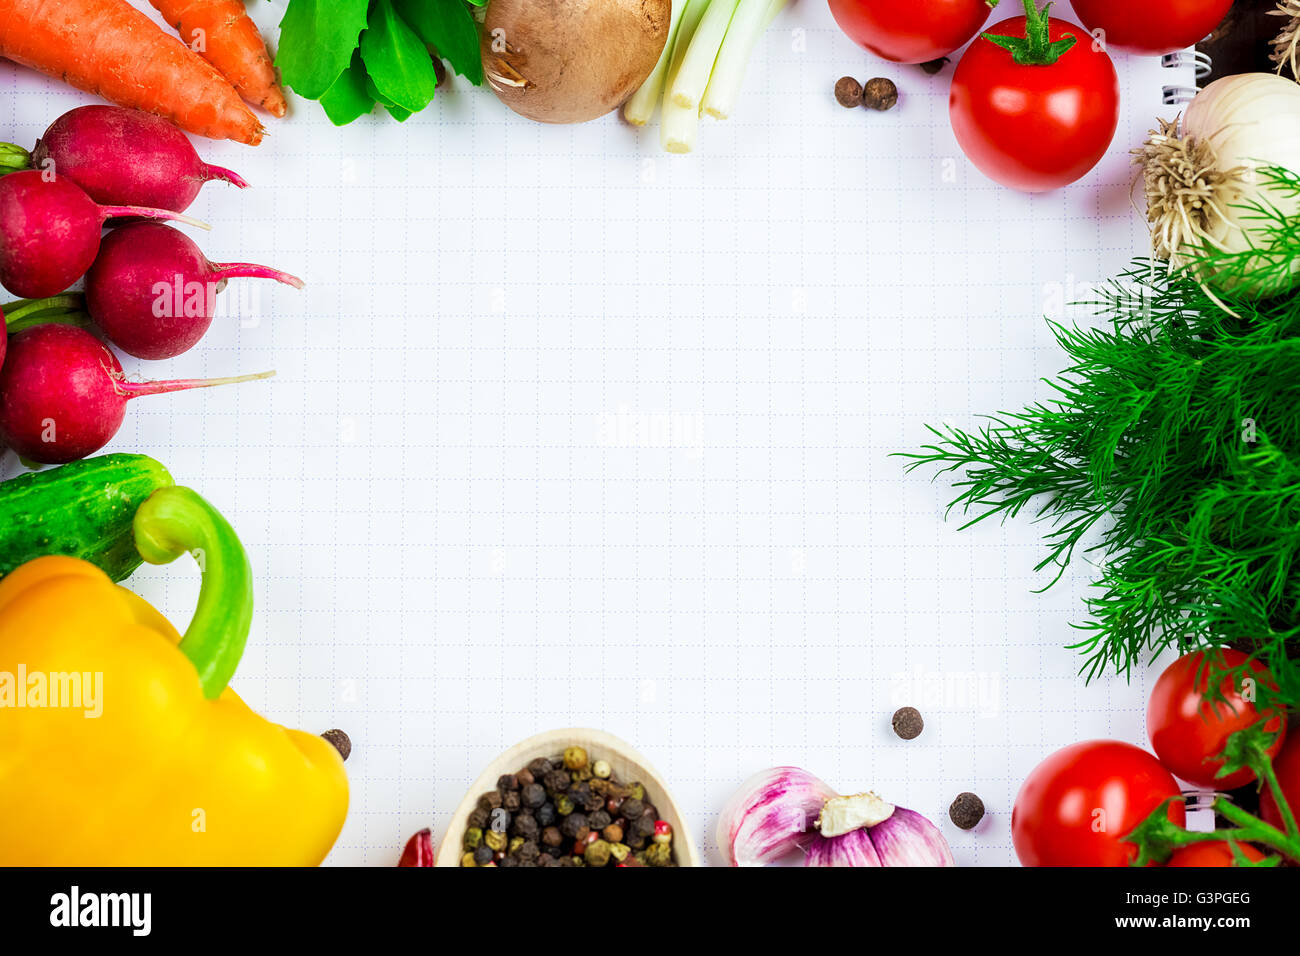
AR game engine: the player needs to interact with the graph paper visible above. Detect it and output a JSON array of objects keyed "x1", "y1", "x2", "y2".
[{"x1": 0, "y1": 2, "x2": 1189, "y2": 866}]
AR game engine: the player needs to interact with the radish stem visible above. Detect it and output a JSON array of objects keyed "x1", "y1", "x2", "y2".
[
  {"x1": 624, "y1": 0, "x2": 694, "y2": 126},
  {"x1": 669, "y1": 0, "x2": 740, "y2": 110},
  {"x1": 117, "y1": 369, "x2": 276, "y2": 399},
  {"x1": 212, "y1": 262, "x2": 305, "y2": 289},
  {"x1": 701, "y1": 0, "x2": 787, "y2": 120},
  {"x1": 101, "y1": 204, "x2": 211, "y2": 231}
]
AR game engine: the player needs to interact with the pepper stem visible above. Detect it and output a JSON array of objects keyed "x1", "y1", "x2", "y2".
[
  {"x1": 0, "y1": 142, "x2": 31, "y2": 175},
  {"x1": 982, "y1": 0, "x2": 1076, "y2": 66},
  {"x1": 132, "y1": 486, "x2": 253, "y2": 699},
  {"x1": 2, "y1": 294, "x2": 91, "y2": 334}
]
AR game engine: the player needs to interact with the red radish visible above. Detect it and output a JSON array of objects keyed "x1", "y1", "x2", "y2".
[
  {"x1": 86, "y1": 221, "x2": 303, "y2": 360},
  {"x1": 0, "y1": 307, "x2": 6, "y2": 372},
  {"x1": 30, "y1": 106, "x2": 249, "y2": 213},
  {"x1": 0, "y1": 170, "x2": 209, "y2": 299},
  {"x1": 0, "y1": 324, "x2": 272, "y2": 464}
]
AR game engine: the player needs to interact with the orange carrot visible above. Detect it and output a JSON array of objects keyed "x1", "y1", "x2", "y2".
[
  {"x1": 149, "y1": 0, "x2": 287, "y2": 118},
  {"x1": 0, "y1": 0, "x2": 263, "y2": 145}
]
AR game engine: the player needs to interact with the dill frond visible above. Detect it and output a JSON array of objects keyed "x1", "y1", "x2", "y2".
[{"x1": 900, "y1": 168, "x2": 1300, "y2": 708}]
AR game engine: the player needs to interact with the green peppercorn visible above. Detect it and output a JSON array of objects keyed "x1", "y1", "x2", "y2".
[
  {"x1": 508, "y1": 836, "x2": 524, "y2": 854},
  {"x1": 584, "y1": 839, "x2": 612, "y2": 867},
  {"x1": 462, "y1": 827, "x2": 483, "y2": 850},
  {"x1": 484, "y1": 829, "x2": 507, "y2": 852},
  {"x1": 563, "y1": 746, "x2": 588, "y2": 771},
  {"x1": 627, "y1": 782, "x2": 645, "y2": 801},
  {"x1": 592, "y1": 759, "x2": 612, "y2": 779},
  {"x1": 644, "y1": 842, "x2": 672, "y2": 867},
  {"x1": 460, "y1": 851, "x2": 477, "y2": 867},
  {"x1": 609, "y1": 842, "x2": 630, "y2": 863},
  {"x1": 555, "y1": 794, "x2": 575, "y2": 816}
]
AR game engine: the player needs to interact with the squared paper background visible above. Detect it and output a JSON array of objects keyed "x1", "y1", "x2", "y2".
[{"x1": 0, "y1": 2, "x2": 1189, "y2": 865}]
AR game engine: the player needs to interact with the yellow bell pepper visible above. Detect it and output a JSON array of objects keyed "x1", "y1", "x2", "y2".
[{"x1": 0, "y1": 487, "x2": 348, "y2": 865}]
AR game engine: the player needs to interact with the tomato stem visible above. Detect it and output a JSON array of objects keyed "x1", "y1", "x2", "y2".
[
  {"x1": 1123, "y1": 723, "x2": 1300, "y2": 865},
  {"x1": 982, "y1": 0, "x2": 1077, "y2": 66}
]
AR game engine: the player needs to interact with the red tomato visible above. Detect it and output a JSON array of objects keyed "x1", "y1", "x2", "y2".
[
  {"x1": 1071, "y1": 0, "x2": 1234, "y2": 56},
  {"x1": 827, "y1": 0, "x2": 998, "y2": 64},
  {"x1": 1148, "y1": 650, "x2": 1285, "y2": 789},
  {"x1": 1260, "y1": 729, "x2": 1300, "y2": 834},
  {"x1": 1166, "y1": 841, "x2": 1266, "y2": 867},
  {"x1": 1012, "y1": 740, "x2": 1185, "y2": 867},
  {"x1": 948, "y1": 14, "x2": 1119, "y2": 192}
]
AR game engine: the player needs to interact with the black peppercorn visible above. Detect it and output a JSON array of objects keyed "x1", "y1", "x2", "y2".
[
  {"x1": 497, "y1": 773, "x2": 519, "y2": 791},
  {"x1": 892, "y1": 706, "x2": 924, "y2": 740},
  {"x1": 542, "y1": 825, "x2": 563, "y2": 847},
  {"x1": 949, "y1": 792, "x2": 985, "y2": 830},
  {"x1": 560, "y1": 811, "x2": 588, "y2": 839},
  {"x1": 536, "y1": 802, "x2": 557, "y2": 827},
  {"x1": 578, "y1": 788, "x2": 604, "y2": 813},
  {"x1": 477, "y1": 791, "x2": 503, "y2": 812},
  {"x1": 467, "y1": 807, "x2": 489, "y2": 830},
  {"x1": 527, "y1": 757, "x2": 553, "y2": 777},
  {"x1": 517, "y1": 841, "x2": 540, "y2": 861},
  {"x1": 633, "y1": 814, "x2": 656, "y2": 838},
  {"x1": 512, "y1": 813, "x2": 539, "y2": 841},
  {"x1": 862, "y1": 77, "x2": 898, "y2": 111},
  {"x1": 503, "y1": 790, "x2": 521, "y2": 812},
  {"x1": 522, "y1": 782, "x2": 547, "y2": 809},
  {"x1": 544, "y1": 769, "x2": 570, "y2": 792},
  {"x1": 620, "y1": 797, "x2": 644, "y2": 820},
  {"x1": 588, "y1": 809, "x2": 611, "y2": 830},
  {"x1": 472, "y1": 845, "x2": 494, "y2": 865},
  {"x1": 626, "y1": 832, "x2": 646, "y2": 850},
  {"x1": 834, "y1": 76, "x2": 863, "y2": 108},
  {"x1": 498, "y1": 855, "x2": 518, "y2": 868}
]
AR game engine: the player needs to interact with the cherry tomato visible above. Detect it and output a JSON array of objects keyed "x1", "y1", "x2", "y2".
[
  {"x1": 1260, "y1": 729, "x2": 1300, "y2": 835},
  {"x1": 1165, "y1": 841, "x2": 1266, "y2": 867},
  {"x1": 1071, "y1": 0, "x2": 1234, "y2": 56},
  {"x1": 1012, "y1": 740, "x2": 1185, "y2": 867},
  {"x1": 948, "y1": 12, "x2": 1119, "y2": 192},
  {"x1": 1148, "y1": 649, "x2": 1285, "y2": 789},
  {"x1": 827, "y1": 0, "x2": 998, "y2": 64}
]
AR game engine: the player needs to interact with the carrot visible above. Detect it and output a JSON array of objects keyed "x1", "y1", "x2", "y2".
[
  {"x1": 0, "y1": 0, "x2": 263, "y2": 145},
  {"x1": 149, "y1": 0, "x2": 287, "y2": 118}
]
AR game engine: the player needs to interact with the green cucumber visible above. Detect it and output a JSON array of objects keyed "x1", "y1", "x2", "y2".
[{"x1": 0, "y1": 454, "x2": 174, "y2": 581}]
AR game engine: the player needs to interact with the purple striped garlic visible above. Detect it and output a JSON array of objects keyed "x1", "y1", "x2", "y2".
[{"x1": 717, "y1": 767, "x2": 955, "y2": 867}]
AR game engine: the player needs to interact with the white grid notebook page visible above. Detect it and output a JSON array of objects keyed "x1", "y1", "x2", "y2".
[{"x1": 0, "y1": 2, "x2": 1188, "y2": 865}]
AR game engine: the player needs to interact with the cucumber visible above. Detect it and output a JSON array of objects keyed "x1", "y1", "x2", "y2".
[{"x1": 0, "y1": 454, "x2": 174, "y2": 581}]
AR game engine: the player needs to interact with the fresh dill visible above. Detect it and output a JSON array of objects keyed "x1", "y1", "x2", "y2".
[{"x1": 900, "y1": 168, "x2": 1300, "y2": 707}]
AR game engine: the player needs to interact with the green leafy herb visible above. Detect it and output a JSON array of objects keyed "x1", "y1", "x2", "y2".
[
  {"x1": 899, "y1": 167, "x2": 1300, "y2": 708},
  {"x1": 277, "y1": 0, "x2": 485, "y2": 126},
  {"x1": 278, "y1": 0, "x2": 372, "y2": 100}
]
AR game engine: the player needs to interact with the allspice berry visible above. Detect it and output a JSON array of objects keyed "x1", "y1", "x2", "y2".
[
  {"x1": 834, "y1": 75, "x2": 863, "y2": 108},
  {"x1": 321, "y1": 728, "x2": 351, "y2": 761},
  {"x1": 919, "y1": 57, "x2": 949, "y2": 75},
  {"x1": 950, "y1": 792, "x2": 986, "y2": 830},
  {"x1": 891, "y1": 706, "x2": 924, "y2": 740},
  {"x1": 862, "y1": 77, "x2": 898, "y2": 111}
]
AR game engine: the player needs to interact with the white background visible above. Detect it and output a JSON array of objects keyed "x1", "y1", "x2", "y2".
[{"x1": 0, "y1": 1, "x2": 1187, "y2": 865}]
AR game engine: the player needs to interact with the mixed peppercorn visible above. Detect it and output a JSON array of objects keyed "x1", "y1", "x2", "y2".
[{"x1": 460, "y1": 745, "x2": 677, "y2": 867}]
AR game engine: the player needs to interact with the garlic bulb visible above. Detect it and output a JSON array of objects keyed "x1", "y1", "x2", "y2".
[
  {"x1": 1137, "y1": 73, "x2": 1300, "y2": 296},
  {"x1": 717, "y1": 767, "x2": 954, "y2": 867}
]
